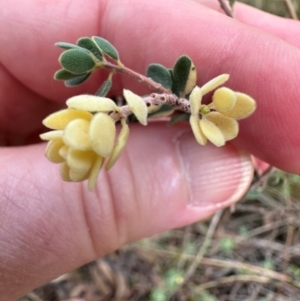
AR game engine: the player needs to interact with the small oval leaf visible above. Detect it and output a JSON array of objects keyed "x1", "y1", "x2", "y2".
[
  {"x1": 54, "y1": 69, "x2": 82, "y2": 81},
  {"x1": 172, "y1": 55, "x2": 196, "y2": 97},
  {"x1": 92, "y1": 36, "x2": 119, "y2": 60},
  {"x1": 59, "y1": 49, "x2": 96, "y2": 74},
  {"x1": 184, "y1": 63, "x2": 197, "y2": 96},
  {"x1": 77, "y1": 37, "x2": 103, "y2": 61},
  {"x1": 96, "y1": 78, "x2": 112, "y2": 97},
  {"x1": 65, "y1": 73, "x2": 92, "y2": 87},
  {"x1": 147, "y1": 64, "x2": 172, "y2": 90},
  {"x1": 55, "y1": 42, "x2": 83, "y2": 50}
]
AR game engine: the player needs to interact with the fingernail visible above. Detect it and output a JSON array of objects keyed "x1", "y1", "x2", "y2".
[{"x1": 176, "y1": 131, "x2": 253, "y2": 210}]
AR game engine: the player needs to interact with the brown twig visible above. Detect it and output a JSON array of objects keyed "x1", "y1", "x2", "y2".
[
  {"x1": 110, "y1": 93, "x2": 191, "y2": 121},
  {"x1": 181, "y1": 210, "x2": 223, "y2": 284},
  {"x1": 195, "y1": 275, "x2": 272, "y2": 292},
  {"x1": 217, "y1": 0, "x2": 234, "y2": 18},
  {"x1": 283, "y1": 0, "x2": 299, "y2": 20},
  {"x1": 137, "y1": 246, "x2": 293, "y2": 283}
]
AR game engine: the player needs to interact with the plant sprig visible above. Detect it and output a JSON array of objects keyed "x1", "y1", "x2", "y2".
[{"x1": 41, "y1": 36, "x2": 256, "y2": 191}]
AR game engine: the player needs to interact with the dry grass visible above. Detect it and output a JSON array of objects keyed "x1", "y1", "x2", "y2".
[
  {"x1": 239, "y1": 0, "x2": 299, "y2": 18},
  {"x1": 18, "y1": 1, "x2": 300, "y2": 301}
]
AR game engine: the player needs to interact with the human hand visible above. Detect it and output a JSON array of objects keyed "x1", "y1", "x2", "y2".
[{"x1": 0, "y1": 1, "x2": 300, "y2": 300}]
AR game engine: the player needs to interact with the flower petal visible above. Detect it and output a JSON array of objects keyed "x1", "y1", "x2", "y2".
[
  {"x1": 59, "y1": 145, "x2": 69, "y2": 159},
  {"x1": 40, "y1": 130, "x2": 63, "y2": 141},
  {"x1": 200, "y1": 74, "x2": 229, "y2": 96},
  {"x1": 66, "y1": 149, "x2": 96, "y2": 173},
  {"x1": 88, "y1": 155, "x2": 104, "y2": 191},
  {"x1": 45, "y1": 139, "x2": 65, "y2": 163},
  {"x1": 89, "y1": 113, "x2": 116, "y2": 157},
  {"x1": 106, "y1": 119, "x2": 130, "y2": 170},
  {"x1": 60, "y1": 162, "x2": 71, "y2": 182},
  {"x1": 66, "y1": 95, "x2": 119, "y2": 112},
  {"x1": 63, "y1": 119, "x2": 91, "y2": 150},
  {"x1": 43, "y1": 109, "x2": 93, "y2": 130},
  {"x1": 69, "y1": 168, "x2": 89, "y2": 182},
  {"x1": 212, "y1": 87, "x2": 236, "y2": 112},
  {"x1": 200, "y1": 116, "x2": 225, "y2": 147},
  {"x1": 189, "y1": 115, "x2": 207, "y2": 145},
  {"x1": 222, "y1": 92, "x2": 256, "y2": 120},
  {"x1": 189, "y1": 86, "x2": 202, "y2": 116},
  {"x1": 205, "y1": 112, "x2": 239, "y2": 141},
  {"x1": 123, "y1": 89, "x2": 148, "y2": 125}
]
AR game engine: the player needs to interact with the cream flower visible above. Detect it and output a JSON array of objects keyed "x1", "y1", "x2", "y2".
[
  {"x1": 189, "y1": 75, "x2": 256, "y2": 147},
  {"x1": 40, "y1": 95, "x2": 129, "y2": 191}
]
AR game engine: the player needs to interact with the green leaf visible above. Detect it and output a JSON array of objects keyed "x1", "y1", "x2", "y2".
[
  {"x1": 172, "y1": 55, "x2": 197, "y2": 97},
  {"x1": 95, "y1": 79, "x2": 112, "y2": 97},
  {"x1": 169, "y1": 68, "x2": 174, "y2": 81},
  {"x1": 55, "y1": 42, "x2": 83, "y2": 50},
  {"x1": 168, "y1": 112, "x2": 189, "y2": 125},
  {"x1": 92, "y1": 36, "x2": 119, "y2": 60},
  {"x1": 147, "y1": 64, "x2": 172, "y2": 90},
  {"x1": 77, "y1": 37, "x2": 103, "y2": 61},
  {"x1": 59, "y1": 49, "x2": 96, "y2": 74},
  {"x1": 54, "y1": 69, "x2": 83, "y2": 81},
  {"x1": 165, "y1": 269, "x2": 184, "y2": 290},
  {"x1": 65, "y1": 73, "x2": 91, "y2": 87}
]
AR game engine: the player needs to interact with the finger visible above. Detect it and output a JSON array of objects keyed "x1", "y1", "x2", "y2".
[
  {"x1": 0, "y1": 63, "x2": 62, "y2": 145},
  {"x1": 195, "y1": 0, "x2": 300, "y2": 48},
  {"x1": 1, "y1": 0, "x2": 300, "y2": 172},
  {"x1": 0, "y1": 123, "x2": 253, "y2": 300}
]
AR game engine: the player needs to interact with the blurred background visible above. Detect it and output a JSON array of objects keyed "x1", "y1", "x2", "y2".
[
  {"x1": 18, "y1": 1, "x2": 300, "y2": 301},
  {"x1": 240, "y1": 0, "x2": 299, "y2": 17}
]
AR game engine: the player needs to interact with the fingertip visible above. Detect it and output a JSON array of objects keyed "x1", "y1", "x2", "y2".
[{"x1": 175, "y1": 131, "x2": 253, "y2": 213}]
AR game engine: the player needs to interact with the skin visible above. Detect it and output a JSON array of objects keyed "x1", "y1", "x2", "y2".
[{"x1": 0, "y1": 0, "x2": 300, "y2": 299}]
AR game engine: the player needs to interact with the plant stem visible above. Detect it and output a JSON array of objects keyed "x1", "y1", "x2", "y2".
[
  {"x1": 109, "y1": 93, "x2": 191, "y2": 122},
  {"x1": 100, "y1": 61, "x2": 192, "y2": 122},
  {"x1": 283, "y1": 0, "x2": 299, "y2": 20},
  {"x1": 218, "y1": 0, "x2": 234, "y2": 17},
  {"x1": 101, "y1": 61, "x2": 172, "y2": 94}
]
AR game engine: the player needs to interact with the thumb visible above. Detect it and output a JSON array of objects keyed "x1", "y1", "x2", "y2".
[{"x1": 0, "y1": 124, "x2": 253, "y2": 300}]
